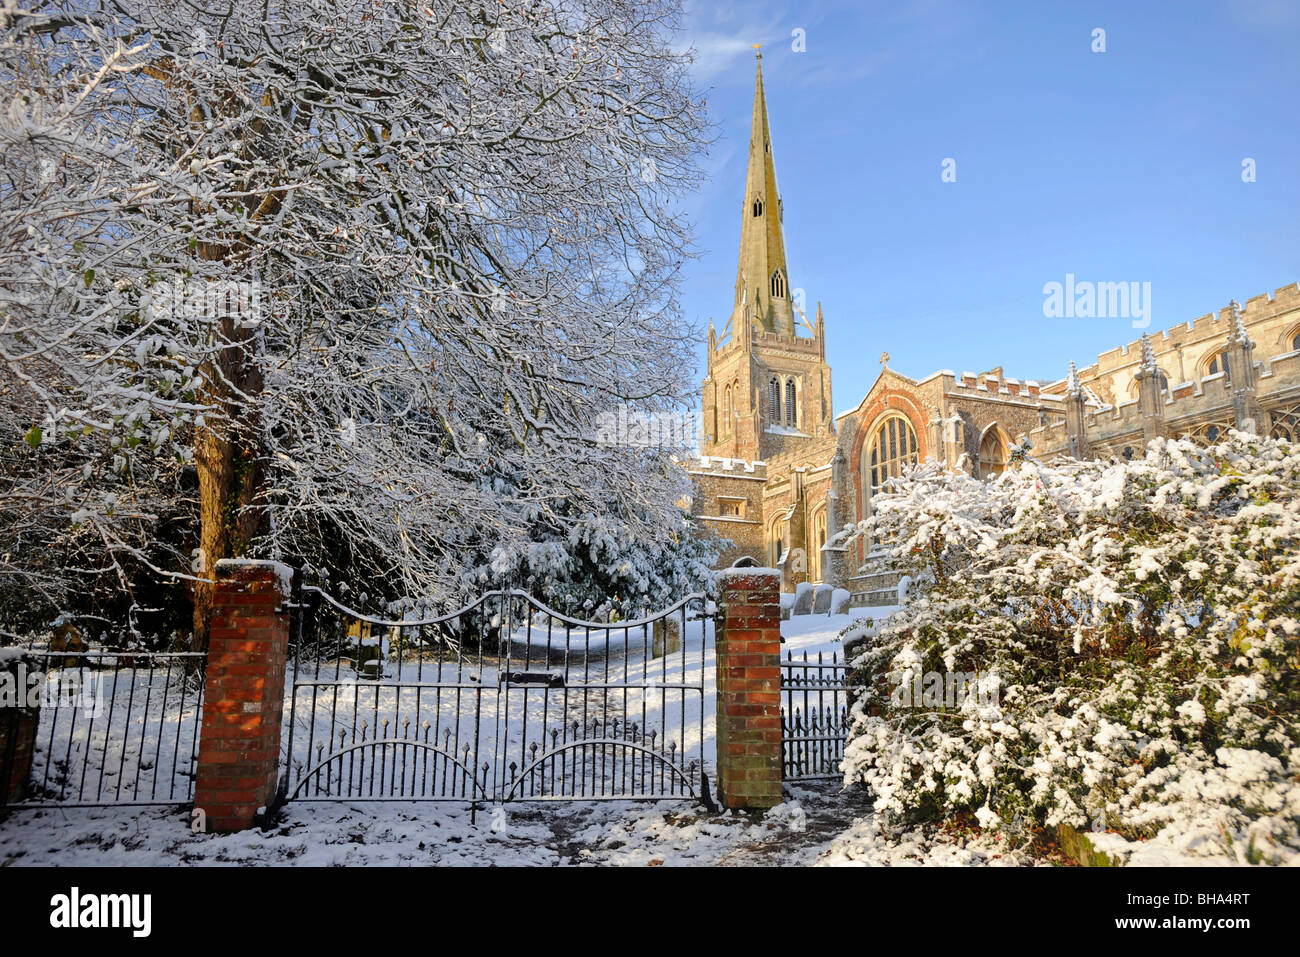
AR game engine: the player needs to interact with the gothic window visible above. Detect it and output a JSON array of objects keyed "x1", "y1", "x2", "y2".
[
  {"x1": 723, "y1": 385, "x2": 733, "y2": 435},
  {"x1": 718, "y1": 497, "x2": 744, "y2": 518},
  {"x1": 770, "y1": 528, "x2": 785, "y2": 566},
  {"x1": 771, "y1": 270, "x2": 785, "y2": 299},
  {"x1": 1271, "y1": 405, "x2": 1300, "y2": 442},
  {"x1": 1181, "y1": 420, "x2": 1234, "y2": 447},
  {"x1": 768, "y1": 377, "x2": 781, "y2": 422},
  {"x1": 865, "y1": 415, "x2": 919, "y2": 498},
  {"x1": 978, "y1": 428, "x2": 1008, "y2": 478},
  {"x1": 752, "y1": 197, "x2": 763, "y2": 217},
  {"x1": 1293, "y1": 332, "x2": 1300, "y2": 353},
  {"x1": 1205, "y1": 350, "x2": 1231, "y2": 385},
  {"x1": 784, "y1": 378, "x2": 796, "y2": 427}
]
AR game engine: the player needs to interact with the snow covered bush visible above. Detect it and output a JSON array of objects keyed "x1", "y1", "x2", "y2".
[
  {"x1": 839, "y1": 431, "x2": 1300, "y2": 863},
  {"x1": 502, "y1": 514, "x2": 725, "y2": 622}
]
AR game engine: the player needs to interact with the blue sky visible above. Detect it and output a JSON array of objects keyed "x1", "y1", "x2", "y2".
[{"x1": 674, "y1": 0, "x2": 1300, "y2": 413}]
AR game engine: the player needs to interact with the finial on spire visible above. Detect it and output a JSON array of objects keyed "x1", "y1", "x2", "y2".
[
  {"x1": 1228, "y1": 299, "x2": 1251, "y2": 346},
  {"x1": 1066, "y1": 360, "x2": 1081, "y2": 397},
  {"x1": 1140, "y1": 333, "x2": 1158, "y2": 375}
]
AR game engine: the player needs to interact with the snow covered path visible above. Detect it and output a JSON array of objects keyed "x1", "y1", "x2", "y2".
[{"x1": 0, "y1": 782, "x2": 1030, "y2": 867}]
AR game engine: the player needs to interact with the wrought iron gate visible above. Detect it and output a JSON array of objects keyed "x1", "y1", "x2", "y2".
[
  {"x1": 282, "y1": 583, "x2": 713, "y2": 807},
  {"x1": 779, "y1": 650, "x2": 848, "y2": 781},
  {"x1": 1, "y1": 646, "x2": 206, "y2": 809}
]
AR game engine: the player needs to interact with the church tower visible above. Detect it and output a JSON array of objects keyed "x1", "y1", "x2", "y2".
[{"x1": 701, "y1": 51, "x2": 834, "y2": 462}]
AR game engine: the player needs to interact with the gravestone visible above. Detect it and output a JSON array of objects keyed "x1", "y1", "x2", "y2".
[
  {"x1": 652, "y1": 616, "x2": 681, "y2": 658},
  {"x1": 791, "y1": 582, "x2": 815, "y2": 616},
  {"x1": 812, "y1": 584, "x2": 833, "y2": 615}
]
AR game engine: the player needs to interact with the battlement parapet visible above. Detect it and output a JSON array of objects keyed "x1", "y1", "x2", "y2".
[{"x1": 693, "y1": 456, "x2": 767, "y2": 476}]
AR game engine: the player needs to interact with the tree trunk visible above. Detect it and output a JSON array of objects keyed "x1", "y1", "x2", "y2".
[{"x1": 191, "y1": 310, "x2": 266, "y2": 654}]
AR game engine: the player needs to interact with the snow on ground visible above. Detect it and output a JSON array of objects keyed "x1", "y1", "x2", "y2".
[
  {"x1": 0, "y1": 782, "x2": 1033, "y2": 867},
  {"x1": 1080, "y1": 831, "x2": 1241, "y2": 867},
  {"x1": 782, "y1": 606, "x2": 899, "y2": 659}
]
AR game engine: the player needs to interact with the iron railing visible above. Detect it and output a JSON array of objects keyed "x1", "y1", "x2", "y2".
[
  {"x1": 779, "y1": 650, "x2": 848, "y2": 781},
  {"x1": 2, "y1": 646, "x2": 206, "y2": 808},
  {"x1": 282, "y1": 581, "x2": 714, "y2": 808}
]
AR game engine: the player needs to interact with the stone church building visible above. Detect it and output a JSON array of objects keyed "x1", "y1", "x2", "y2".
[{"x1": 690, "y1": 53, "x2": 1300, "y2": 605}]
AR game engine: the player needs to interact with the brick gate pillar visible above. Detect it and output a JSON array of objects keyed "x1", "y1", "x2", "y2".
[
  {"x1": 193, "y1": 559, "x2": 292, "y2": 833},
  {"x1": 714, "y1": 567, "x2": 783, "y2": 810}
]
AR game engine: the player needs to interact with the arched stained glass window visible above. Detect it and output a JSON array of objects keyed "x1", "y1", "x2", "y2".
[{"x1": 865, "y1": 415, "x2": 918, "y2": 497}]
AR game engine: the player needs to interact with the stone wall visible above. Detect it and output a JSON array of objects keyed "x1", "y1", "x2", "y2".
[{"x1": 688, "y1": 458, "x2": 768, "y2": 567}]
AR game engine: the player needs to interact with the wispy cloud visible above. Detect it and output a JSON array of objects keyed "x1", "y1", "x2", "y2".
[
  {"x1": 679, "y1": 33, "x2": 758, "y2": 82},
  {"x1": 675, "y1": 0, "x2": 794, "y2": 83},
  {"x1": 1229, "y1": 0, "x2": 1300, "y2": 27}
]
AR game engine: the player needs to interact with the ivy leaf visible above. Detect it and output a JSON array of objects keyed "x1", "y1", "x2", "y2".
[
  {"x1": 24, "y1": 425, "x2": 42, "y2": 448},
  {"x1": 83, "y1": 268, "x2": 95, "y2": 287}
]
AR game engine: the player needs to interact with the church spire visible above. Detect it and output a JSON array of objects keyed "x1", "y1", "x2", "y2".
[{"x1": 733, "y1": 50, "x2": 794, "y2": 337}]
